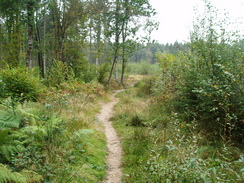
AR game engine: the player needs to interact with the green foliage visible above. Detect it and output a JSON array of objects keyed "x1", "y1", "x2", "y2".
[
  {"x1": 0, "y1": 99, "x2": 40, "y2": 163},
  {"x1": 0, "y1": 140, "x2": 25, "y2": 163},
  {"x1": 113, "y1": 78, "x2": 244, "y2": 182},
  {"x1": 0, "y1": 81, "x2": 107, "y2": 182},
  {"x1": 134, "y1": 76, "x2": 156, "y2": 96},
  {"x1": 142, "y1": 136, "x2": 244, "y2": 183},
  {"x1": 80, "y1": 63, "x2": 97, "y2": 83},
  {"x1": 45, "y1": 60, "x2": 70, "y2": 87},
  {"x1": 178, "y1": 62, "x2": 243, "y2": 141},
  {"x1": 0, "y1": 108, "x2": 23, "y2": 130},
  {"x1": 174, "y1": 3, "x2": 244, "y2": 142},
  {"x1": 127, "y1": 62, "x2": 160, "y2": 75},
  {"x1": 98, "y1": 62, "x2": 110, "y2": 84},
  {"x1": 152, "y1": 1, "x2": 244, "y2": 144},
  {"x1": 0, "y1": 164, "x2": 27, "y2": 183},
  {"x1": 0, "y1": 67, "x2": 43, "y2": 102},
  {"x1": 0, "y1": 98, "x2": 38, "y2": 130}
]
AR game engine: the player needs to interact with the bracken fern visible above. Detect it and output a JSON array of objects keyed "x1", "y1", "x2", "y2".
[{"x1": 0, "y1": 163, "x2": 27, "y2": 183}]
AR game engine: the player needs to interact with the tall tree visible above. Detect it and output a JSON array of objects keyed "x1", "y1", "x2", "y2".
[
  {"x1": 105, "y1": 0, "x2": 157, "y2": 84},
  {"x1": 0, "y1": 0, "x2": 23, "y2": 66},
  {"x1": 48, "y1": 0, "x2": 86, "y2": 61},
  {"x1": 35, "y1": 0, "x2": 49, "y2": 77},
  {"x1": 89, "y1": 0, "x2": 109, "y2": 65},
  {"x1": 25, "y1": 0, "x2": 40, "y2": 68},
  {"x1": 107, "y1": 0, "x2": 121, "y2": 83},
  {"x1": 0, "y1": 0, "x2": 44, "y2": 68}
]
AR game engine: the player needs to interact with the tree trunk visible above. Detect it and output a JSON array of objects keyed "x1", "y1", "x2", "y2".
[
  {"x1": 121, "y1": 51, "x2": 125, "y2": 84},
  {"x1": 26, "y1": 1, "x2": 35, "y2": 68},
  {"x1": 108, "y1": 55, "x2": 117, "y2": 83},
  {"x1": 108, "y1": 0, "x2": 121, "y2": 84}
]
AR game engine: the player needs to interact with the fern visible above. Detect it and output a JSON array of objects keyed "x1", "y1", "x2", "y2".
[
  {"x1": 0, "y1": 163, "x2": 27, "y2": 183},
  {"x1": 0, "y1": 110, "x2": 23, "y2": 130},
  {"x1": 0, "y1": 129, "x2": 26, "y2": 162},
  {"x1": 0, "y1": 98, "x2": 23, "y2": 130},
  {"x1": 74, "y1": 129, "x2": 94, "y2": 137},
  {"x1": 0, "y1": 144, "x2": 25, "y2": 162},
  {"x1": 0, "y1": 98, "x2": 39, "y2": 130},
  {"x1": 21, "y1": 170, "x2": 43, "y2": 183},
  {"x1": 10, "y1": 126, "x2": 46, "y2": 147},
  {"x1": 16, "y1": 104, "x2": 38, "y2": 126}
]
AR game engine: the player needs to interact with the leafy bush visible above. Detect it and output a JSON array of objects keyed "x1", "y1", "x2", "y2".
[
  {"x1": 0, "y1": 67, "x2": 43, "y2": 102},
  {"x1": 81, "y1": 63, "x2": 97, "y2": 83},
  {"x1": 142, "y1": 136, "x2": 244, "y2": 183},
  {"x1": 98, "y1": 63, "x2": 110, "y2": 84},
  {"x1": 174, "y1": 3, "x2": 244, "y2": 142},
  {"x1": 134, "y1": 76, "x2": 156, "y2": 97},
  {"x1": 127, "y1": 62, "x2": 160, "y2": 75},
  {"x1": 45, "y1": 60, "x2": 70, "y2": 87},
  {"x1": 152, "y1": 1, "x2": 244, "y2": 143}
]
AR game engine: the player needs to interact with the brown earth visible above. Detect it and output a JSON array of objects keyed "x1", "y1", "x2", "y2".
[{"x1": 97, "y1": 89, "x2": 125, "y2": 183}]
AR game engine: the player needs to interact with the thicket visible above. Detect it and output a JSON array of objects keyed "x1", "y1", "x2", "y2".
[
  {"x1": 0, "y1": 67, "x2": 43, "y2": 102},
  {"x1": 113, "y1": 77, "x2": 243, "y2": 183},
  {"x1": 112, "y1": 1, "x2": 243, "y2": 182},
  {"x1": 154, "y1": 1, "x2": 244, "y2": 145},
  {"x1": 0, "y1": 68, "x2": 108, "y2": 182}
]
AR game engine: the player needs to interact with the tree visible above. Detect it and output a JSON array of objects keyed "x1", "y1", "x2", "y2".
[
  {"x1": 48, "y1": 0, "x2": 86, "y2": 62},
  {"x1": 0, "y1": 0, "x2": 45, "y2": 68},
  {"x1": 25, "y1": 0, "x2": 42, "y2": 68},
  {"x1": 88, "y1": 0, "x2": 109, "y2": 65},
  {"x1": 0, "y1": 0, "x2": 23, "y2": 66},
  {"x1": 105, "y1": 0, "x2": 157, "y2": 84},
  {"x1": 35, "y1": 0, "x2": 49, "y2": 77}
]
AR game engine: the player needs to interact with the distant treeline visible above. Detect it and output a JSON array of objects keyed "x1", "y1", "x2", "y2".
[{"x1": 131, "y1": 41, "x2": 189, "y2": 63}]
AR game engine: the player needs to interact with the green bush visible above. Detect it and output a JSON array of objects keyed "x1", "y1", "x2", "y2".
[
  {"x1": 151, "y1": 1, "x2": 244, "y2": 143},
  {"x1": 81, "y1": 63, "x2": 97, "y2": 83},
  {"x1": 0, "y1": 67, "x2": 43, "y2": 102},
  {"x1": 175, "y1": 17, "x2": 244, "y2": 143},
  {"x1": 45, "y1": 60, "x2": 70, "y2": 87},
  {"x1": 98, "y1": 63, "x2": 110, "y2": 84},
  {"x1": 135, "y1": 77, "x2": 156, "y2": 97},
  {"x1": 142, "y1": 136, "x2": 244, "y2": 183},
  {"x1": 127, "y1": 62, "x2": 160, "y2": 75}
]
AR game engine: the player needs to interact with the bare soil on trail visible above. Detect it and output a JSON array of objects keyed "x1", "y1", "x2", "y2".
[{"x1": 97, "y1": 89, "x2": 126, "y2": 183}]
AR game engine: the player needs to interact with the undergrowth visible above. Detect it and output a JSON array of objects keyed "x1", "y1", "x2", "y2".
[
  {"x1": 0, "y1": 81, "x2": 108, "y2": 182},
  {"x1": 113, "y1": 78, "x2": 244, "y2": 183}
]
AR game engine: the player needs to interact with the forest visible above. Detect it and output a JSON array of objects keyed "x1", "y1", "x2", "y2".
[{"x1": 0, "y1": 0, "x2": 243, "y2": 182}]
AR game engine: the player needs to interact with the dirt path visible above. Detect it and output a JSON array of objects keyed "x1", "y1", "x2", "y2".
[{"x1": 97, "y1": 89, "x2": 126, "y2": 183}]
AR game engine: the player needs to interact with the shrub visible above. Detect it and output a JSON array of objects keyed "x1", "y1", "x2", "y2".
[
  {"x1": 175, "y1": 6, "x2": 244, "y2": 142},
  {"x1": 127, "y1": 62, "x2": 160, "y2": 75},
  {"x1": 142, "y1": 136, "x2": 244, "y2": 183},
  {"x1": 98, "y1": 63, "x2": 110, "y2": 84},
  {"x1": 45, "y1": 60, "x2": 70, "y2": 87},
  {"x1": 151, "y1": 1, "x2": 244, "y2": 144},
  {"x1": 0, "y1": 67, "x2": 43, "y2": 102},
  {"x1": 135, "y1": 77, "x2": 156, "y2": 97}
]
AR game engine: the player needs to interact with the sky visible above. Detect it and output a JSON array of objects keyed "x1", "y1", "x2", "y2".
[{"x1": 149, "y1": 0, "x2": 244, "y2": 44}]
